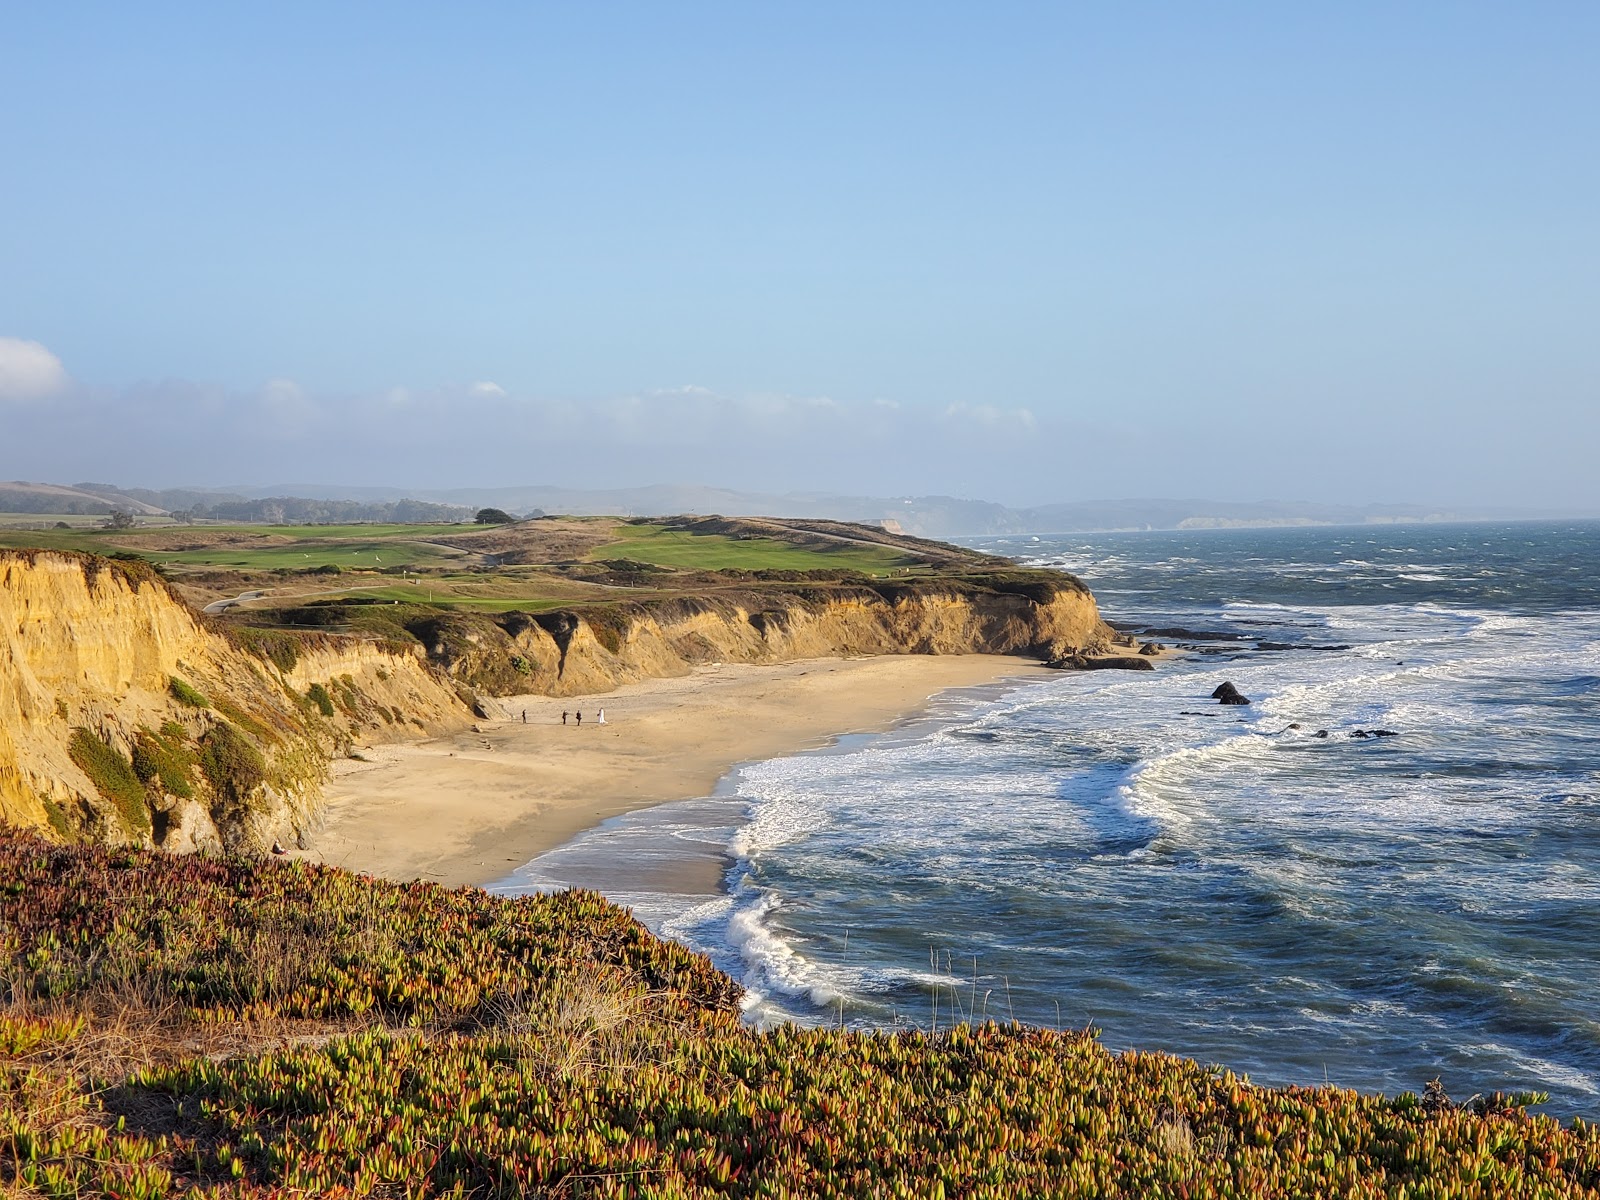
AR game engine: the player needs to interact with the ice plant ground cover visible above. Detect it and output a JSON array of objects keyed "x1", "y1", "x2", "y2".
[{"x1": 2, "y1": 833, "x2": 1598, "y2": 1197}]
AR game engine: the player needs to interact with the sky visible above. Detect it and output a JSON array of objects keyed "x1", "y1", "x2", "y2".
[{"x1": 3, "y1": 2, "x2": 1598, "y2": 509}]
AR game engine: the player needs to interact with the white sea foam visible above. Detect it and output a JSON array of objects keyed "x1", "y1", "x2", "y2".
[{"x1": 1472, "y1": 1044, "x2": 1600, "y2": 1097}]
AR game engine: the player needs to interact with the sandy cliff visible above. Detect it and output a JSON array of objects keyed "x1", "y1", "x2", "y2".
[
  {"x1": 409, "y1": 576, "x2": 1114, "y2": 702},
  {"x1": 0, "y1": 551, "x2": 471, "y2": 851}
]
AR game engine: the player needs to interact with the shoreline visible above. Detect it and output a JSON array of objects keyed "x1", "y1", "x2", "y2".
[{"x1": 300, "y1": 654, "x2": 1049, "y2": 888}]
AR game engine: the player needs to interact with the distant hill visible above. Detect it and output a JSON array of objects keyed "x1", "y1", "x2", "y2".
[
  {"x1": 5, "y1": 479, "x2": 1572, "y2": 535},
  {"x1": 197, "y1": 484, "x2": 1537, "y2": 536},
  {"x1": 0, "y1": 482, "x2": 473, "y2": 526},
  {"x1": 0, "y1": 481, "x2": 165, "y2": 516}
]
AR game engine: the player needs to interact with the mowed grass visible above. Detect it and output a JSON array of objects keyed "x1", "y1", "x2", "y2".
[
  {"x1": 0, "y1": 525, "x2": 474, "y2": 571},
  {"x1": 0, "y1": 520, "x2": 918, "y2": 577},
  {"x1": 302, "y1": 585, "x2": 569, "y2": 613},
  {"x1": 594, "y1": 523, "x2": 914, "y2": 575}
]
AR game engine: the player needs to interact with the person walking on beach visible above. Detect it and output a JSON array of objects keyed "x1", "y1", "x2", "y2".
[
  {"x1": 521, "y1": 709, "x2": 527, "y2": 724},
  {"x1": 576, "y1": 711, "x2": 582, "y2": 727},
  {"x1": 562, "y1": 711, "x2": 568, "y2": 725},
  {"x1": 596, "y1": 708, "x2": 606, "y2": 725}
]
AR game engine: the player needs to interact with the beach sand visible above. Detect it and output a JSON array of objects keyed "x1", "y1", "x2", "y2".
[{"x1": 300, "y1": 654, "x2": 1046, "y2": 889}]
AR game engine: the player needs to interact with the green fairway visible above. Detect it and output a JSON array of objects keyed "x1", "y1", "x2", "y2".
[
  {"x1": 0, "y1": 517, "x2": 936, "y2": 608},
  {"x1": 0, "y1": 525, "x2": 474, "y2": 570},
  {"x1": 298, "y1": 585, "x2": 567, "y2": 612},
  {"x1": 594, "y1": 523, "x2": 913, "y2": 574}
]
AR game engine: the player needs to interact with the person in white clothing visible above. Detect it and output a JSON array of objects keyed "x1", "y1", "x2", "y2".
[{"x1": 596, "y1": 708, "x2": 607, "y2": 725}]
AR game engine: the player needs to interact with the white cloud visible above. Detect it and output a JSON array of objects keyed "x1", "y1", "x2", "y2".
[
  {"x1": 0, "y1": 337, "x2": 70, "y2": 401},
  {"x1": 256, "y1": 378, "x2": 318, "y2": 435},
  {"x1": 260, "y1": 377, "x2": 305, "y2": 404},
  {"x1": 468, "y1": 380, "x2": 507, "y2": 398},
  {"x1": 940, "y1": 401, "x2": 1037, "y2": 431}
]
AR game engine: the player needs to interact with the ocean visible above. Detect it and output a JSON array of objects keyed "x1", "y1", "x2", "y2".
[{"x1": 498, "y1": 520, "x2": 1600, "y2": 1116}]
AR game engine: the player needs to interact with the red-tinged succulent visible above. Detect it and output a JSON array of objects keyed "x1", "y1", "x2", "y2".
[{"x1": 4, "y1": 831, "x2": 1599, "y2": 1198}]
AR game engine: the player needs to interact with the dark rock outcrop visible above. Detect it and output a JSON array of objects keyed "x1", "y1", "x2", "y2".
[
  {"x1": 1048, "y1": 654, "x2": 1155, "y2": 672},
  {"x1": 1211, "y1": 681, "x2": 1251, "y2": 705}
]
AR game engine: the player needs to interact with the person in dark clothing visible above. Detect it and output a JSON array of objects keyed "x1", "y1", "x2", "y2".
[
  {"x1": 576, "y1": 711, "x2": 583, "y2": 726},
  {"x1": 562, "y1": 711, "x2": 568, "y2": 725},
  {"x1": 521, "y1": 710, "x2": 527, "y2": 723}
]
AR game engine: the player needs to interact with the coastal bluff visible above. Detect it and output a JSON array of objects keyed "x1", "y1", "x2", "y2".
[
  {"x1": 407, "y1": 574, "x2": 1114, "y2": 700},
  {"x1": 1, "y1": 549, "x2": 1114, "y2": 854},
  {"x1": 0, "y1": 550, "x2": 472, "y2": 854}
]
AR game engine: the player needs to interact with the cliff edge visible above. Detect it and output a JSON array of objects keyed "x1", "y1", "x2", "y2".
[
  {"x1": 0, "y1": 550, "x2": 472, "y2": 853},
  {"x1": 262, "y1": 573, "x2": 1114, "y2": 701}
]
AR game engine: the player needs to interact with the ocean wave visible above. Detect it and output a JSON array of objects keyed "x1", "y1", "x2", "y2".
[{"x1": 1471, "y1": 1044, "x2": 1600, "y2": 1097}]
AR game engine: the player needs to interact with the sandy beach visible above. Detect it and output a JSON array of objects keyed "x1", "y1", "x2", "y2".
[{"x1": 301, "y1": 654, "x2": 1046, "y2": 889}]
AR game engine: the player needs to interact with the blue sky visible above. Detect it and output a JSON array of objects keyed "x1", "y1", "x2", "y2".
[{"x1": 3, "y1": 3, "x2": 1597, "y2": 508}]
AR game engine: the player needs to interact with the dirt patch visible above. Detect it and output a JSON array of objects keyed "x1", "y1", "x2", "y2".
[{"x1": 429, "y1": 517, "x2": 622, "y2": 564}]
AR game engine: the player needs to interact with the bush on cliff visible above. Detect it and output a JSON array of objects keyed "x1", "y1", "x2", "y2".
[
  {"x1": 234, "y1": 627, "x2": 300, "y2": 673},
  {"x1": 305, "y1": 682, "x2": 336, "y2": 717},
  {"x1": 167, "y1": 676, "x2": 209, "y2": 708},
  {"x1": 197, "y1": 721, "x2": 266, "y2": 807},
  {"x1": 64, "y1": 729, "x2": 149, "y2": 837},
  {"x1": 130, "y1": 724, "x2": 197, "y2": 799}
]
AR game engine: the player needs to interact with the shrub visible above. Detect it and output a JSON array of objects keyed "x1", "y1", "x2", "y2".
[
  {"x1": 213, "y1": 698, "x2": 272, "y2": 741},
  {"x1": 236, "y1": 627, "x2": 300, "y2": 673},
  {"x1": 333, "y1": 676, "x2": 361, "y2": 716},
  {"x1": 306, "y1": 683, "x2": 336, "y2": 718},
  {"x1": 40, "y1": 795, "x2": 75, "y2": 840},
  {"x1": 131, "y1": 726, "x2": 196, "y2": 799},
  {"x1": 168, "y1": 676, "x2": 210, "y2": 708},
  {"x1": 197, "y1": 723, "x2": 266, "y2": 806},
  {"x1": 474, "y1": 507, "x2": 515, "y2": 524},
  {"x1": 66, "y1": 728, "x2": 149, "y2": 835}
]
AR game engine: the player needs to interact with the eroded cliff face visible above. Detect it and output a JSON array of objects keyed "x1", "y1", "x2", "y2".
[
  {"x1": 0, "y1": 551, "x2": 471, "y2": 851},
  {"x1": 2, "y1": 552, "x2": 1114, "y2": 853},
  {"x1": 416, "y1": 577, "x2": 1115, "y2": 701}
]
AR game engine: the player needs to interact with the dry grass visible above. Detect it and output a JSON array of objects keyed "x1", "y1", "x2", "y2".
[{"x1": 1150, "y1": 1107, "x2": 1197, "y2": 1158}]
